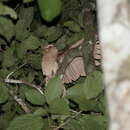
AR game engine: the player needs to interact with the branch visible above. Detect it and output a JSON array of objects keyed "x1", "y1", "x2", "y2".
[
  {"x1": 9, "y1": 89, "x2": 32, "y2": 113},
  {"x1": 5, "y1": 78, "x2": 43, "y2": 95},
  {"x1": 5, "y1": 64, "x2": 43, "y2": 95}
]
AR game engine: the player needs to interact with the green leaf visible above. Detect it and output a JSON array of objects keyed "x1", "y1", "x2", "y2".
[
  {"x1": 0, "y1": 38, "x2": 7, "y2": 46},
  {"x1": 45, "y1": 76, "x2": 64, "y2": 104},
  {"x1": 26, "y1": 71, "x2": 37, "y2": 82},
  {"x1": 33, "y1": 25, "x2": 48, "y2": 38},
  {"x1": 48, "y1": 98, "x2": 69, "y2": 115},
  {"x1": 19, "y1": 7, "x2": 34, "y2": 27},
  {"x1": 83, "y1": 71, "x2": 103, "y2": 99},
  {"x1": 63, "y1": 118, "x2": 82, "y2": 130},
  {"x1": 42, "y1": 119, "x2": 52, "y2": 130},
  {"x1": 0, "y1": 17, "x2": 14, "y2": 41},
  {"x1": 37, "y1": 0, "x2": 62, "y2": 22},
  {"x1": 7, "y1": 114, "x2": 44, "y2": 130},
  {"x1": 45, "y1": 26, "x2": 63, "y2": 42},
  {"x1": 0, "y1": 3, "x2": 17, "y2": 19},
  {"x1": 25, "y1": 89, "x2": 45, "y2": 105},
  {"x1": 15, "y1": 7, "x2": 34, "y2": 41},
  {"x1": 98, "y1": 95, "x2": 107, "y2": 114},
  {"x1": 64, "y1": 21, "x2": 81, "y2": 32},
  {"x1": 15, "y1": 19, "x2": 30, "y2": 41},
  {"x1": 0, "y1": 82, "x2": 8, "y2": 104},
  {"x1": 66, "y1": 82, "x2": 86, "y2": 104},
  {"x1": 78, "y1": 115, "x2": 105, "y2": 130},
  {"x1": 23, "y1": 0, "x2": 34, "y2": 3},
  {"x1": 2, "y1": 48, "x2": 17, "y2": 67},
  {"x1": 15, "y1": 43, "x2": 27, "y2": 59},
  {"x1": 2, "y1": 101, "x2": 13, "y2": 112},
  {"x1": 0, "y1": 115, "x2": 10, "y2": 130},
  {"x1": 34, "y1": 108, "x2": 48, "y2": 116},
  {"x1": 34, "y1": 26, "x2": 63, "y2": 42},
  {"x1": 79, "y1": 99, "x2": 101, "y2": 111},
  {"x1": 26, "y1": 54, "x2": 41, "y2": 70},
  {"x1": 22, "y1": 35, "x2": 41, "y2": 50},
  {"x1": 0, "y1": 68, "x2": 9, "y2": 78},
  {"x1": 65, "y1": 32, "x2": 84, "y2": 46},
  {"x1": 66, "y1": 79, "x2": 103, "y2": 112},
  {"x1": 15, "y1": 35, "x2": 41, "y2": 59},
  {"x1": 64, "y1": 115, "x2": 107, "y2": 130}
]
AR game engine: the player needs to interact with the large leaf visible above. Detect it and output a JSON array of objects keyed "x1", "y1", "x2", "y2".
[
  {"x1": 15, "y1": 7, "x2": 33, "y2": 41},
  {"x1": 15, "y1": 19, "x2": 30, "y2": 41},
  {"x1": 33, "y1": 25, "x2": 48, "y2": 38},
  {"x1": 37, "y1": 0, "x2": 62, "y2": 22},
  {"x1": 7, "y1": 114, "x2": 44, "y2": 130},
  {"x1": 34, "y1": 26, "x2": 63, "y2": 42},
  {"x1": 98, "y1": 95, "x2": 107, "y2": 114},
  {"x1": 25, "y1": 89, "x2": 45, "y2": 105},
  {"x1": 78, "y1": 115, "x2": 106, "y2": 130},
  {"x1": 64, "y1": 21, "x2": 81, "y2": 32},
  {"x1": 66, "y1": 83, "x2": 86, "y2": 103},
  {"x1": 48, "y1": 98, "x2": 69, "y2": 115},
  {"x1": 15, "y1": 43, "x2": 27, "y2": 59},
  {"x1": 44, "y1": 26, "x2": 63, "y2": 42},
  {"x1": 26, "y1": 54, "x2": 41, "y2": 69},
  {"x1": 34, "y1": 108, "x2": 48, "y2": 116},
  {"x1": 66, "y1": 83, "x2": 101, "y2": 111},
  {"x1": 78, "y1": 99, "x2": 101, "y2": 112},
  {"x1": 0, "y1": 3, "x2": 17, "y2": 19},
  {"x1": 45, "y1": 76, "x2": 64, "y2": 104},
  {"x1": 63, "y1": 115, "x2": 106, "y2": 130},
  {"x1": 15, "y1": 35, "x2": 41, "y2": 59},
  {"x1": 0, "y1": 17, "x2": 14, "y2": 41},
  {"x1": 83, "y1": 71, "x2": 103, "y2": 99},
  {"x1": 22, "y1": 35, "x2": 41, "y2": 50},
  {"x1": 19, "y1": 7, "x2": 34, "y2": 27},
  {"x1": 0, "y1": 82, "x2": 8, "y2": 104}
]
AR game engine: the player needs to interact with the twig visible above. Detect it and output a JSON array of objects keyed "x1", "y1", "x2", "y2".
[
  {"x1": 6, "y1": 63, "x2": 26, "y2": 79},
  {"x1": 9, "y1": 90, "x2": 32, "y2": 113},
  {"x1": 62, "y1": 86, "x2": 67, "y2": 97},
  {"x1": 5, "y1": 79, "x2": 44, "y2": 95},
  {"x1": 5, "y1": 63, "x2": 44, "y2": 95}
]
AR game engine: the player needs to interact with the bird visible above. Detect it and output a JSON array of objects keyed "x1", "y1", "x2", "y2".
[
  {"x1": 41, "y1": 39, "x2": 101, "y2": 84},
  {"x1": 41, "y1": 44, "x2": 58, "y2": 83}
]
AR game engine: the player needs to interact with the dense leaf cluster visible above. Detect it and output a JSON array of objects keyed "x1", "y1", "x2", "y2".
[{"x1": 0, "y1": 0, "x2": 107, "y2": 130}]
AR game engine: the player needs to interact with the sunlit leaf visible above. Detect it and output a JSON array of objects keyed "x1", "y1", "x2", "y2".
[
  {"x1": 0, "y1": 3, "x2": 17, "y2": 19},
  {"x1": 45, "y1": 76, "x2": 64, "y2": 104}
]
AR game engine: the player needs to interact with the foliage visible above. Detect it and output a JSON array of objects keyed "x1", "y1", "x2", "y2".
[
  {"x1": 37, "y1": 0, "x2": 62, "y2": 22},
  {"x1": 0, "y1": 0, "x2": 107, "y2": 130}
]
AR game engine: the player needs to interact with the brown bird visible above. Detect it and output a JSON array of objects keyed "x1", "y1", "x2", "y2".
[
  {"x1": 41, "y1": 44, "x2": 58, "y2": 83},
  {"x1": 41, "y1": 39, "x2": 101, "y2": 83}
]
